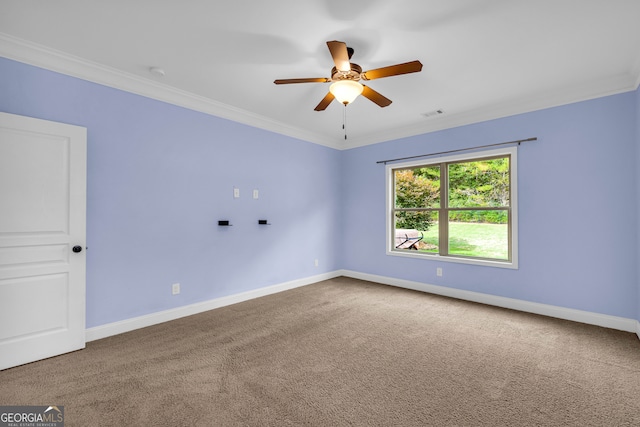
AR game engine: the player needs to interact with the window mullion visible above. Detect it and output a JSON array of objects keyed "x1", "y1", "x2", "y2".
[{"x1": 439, "y1": 163, "x2": 448, "y2": 256}]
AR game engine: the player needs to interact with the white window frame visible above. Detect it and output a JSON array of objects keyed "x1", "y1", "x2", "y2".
[{"x1": 386, "y1": 146, "x2": 518, "y2": 269}]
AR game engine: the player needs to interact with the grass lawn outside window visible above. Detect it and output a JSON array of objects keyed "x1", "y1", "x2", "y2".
[{"x1": 387, "y1": 146, "x2": 518, "y2": 269}]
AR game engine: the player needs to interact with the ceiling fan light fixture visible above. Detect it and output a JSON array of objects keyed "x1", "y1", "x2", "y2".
[{"x1": 330, "y1": 80, "x2": 363, "y2": 105}]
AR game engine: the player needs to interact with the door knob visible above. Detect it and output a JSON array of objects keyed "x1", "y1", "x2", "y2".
[{"x1": 72, "y1": 245, "x2": 83, "y2": 253}]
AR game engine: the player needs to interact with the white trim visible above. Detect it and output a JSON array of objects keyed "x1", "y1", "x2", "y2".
[
  {"x1": 0, "y1": 33, "x2": 341, "y2": 150},
  {"x1": 386, "y1": 146, "x2": 518, "y2": 270},
  {"x1": 85, "y1": 271, "x2": 341, "y2": 342},
  {"x1": 345, "y1": 72, "x2": 639, "y2": 149},
  {"x1": 340, "y1": 270, "x2": 639, "y2": 334},
  {"x1": 86, "y1": 269, "x2": 639, "y2": 342},
  {"x1": 632, "y1": 52, "x2": 640, "y2": 90},
  {"x1": 2, "y1": 33, "x2": 639, "y2": 150}
]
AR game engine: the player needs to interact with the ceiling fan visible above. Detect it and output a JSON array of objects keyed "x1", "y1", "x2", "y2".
[{"x1": 274, "y1": 40, "x2": 423, "y2": 111}]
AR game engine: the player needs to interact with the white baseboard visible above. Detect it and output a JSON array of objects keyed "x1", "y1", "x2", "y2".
[
  {"x1": 340, "y1": 270, "x2": 639, "y2": 334},
  {"x1": 86, "y1": 269, "x2": 639, "y2": 342},
  {"x1": 85, "y1": 271, "x2": 342, "y2": 342}
]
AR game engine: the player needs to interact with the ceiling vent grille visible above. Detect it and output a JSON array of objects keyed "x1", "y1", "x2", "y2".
[{"x1": 422, "y1": 109, "x2": 444, "y2": 118}]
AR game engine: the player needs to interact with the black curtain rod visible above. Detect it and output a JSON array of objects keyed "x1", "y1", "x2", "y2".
[{"x1": 376, "y1": 137, "x2": 538, "y2": 164}]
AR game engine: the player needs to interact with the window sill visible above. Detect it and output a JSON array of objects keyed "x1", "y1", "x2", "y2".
[{"x1": 387, "y1": 249, "x2": 518, "y2": 270}]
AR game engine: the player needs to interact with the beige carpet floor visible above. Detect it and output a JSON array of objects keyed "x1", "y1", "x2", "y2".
[{"x1": 1, "y1": 276, "x2": 639, "y2": 426}]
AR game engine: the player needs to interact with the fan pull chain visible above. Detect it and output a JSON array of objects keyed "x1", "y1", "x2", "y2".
[{"x1": 343, "y1": 103, "x2": 348, "y2": 140}]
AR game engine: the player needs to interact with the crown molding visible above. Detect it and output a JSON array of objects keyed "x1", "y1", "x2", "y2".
[
  {"x1": 632, "y1": 53, "x2": 640, "y2": 90},
  {"x1": 345, "y1": 72, "x2": 640, "y2": 149},
  {"x1": 0, "y1": 33, "x2": 343, "y2": 150},
  {"x1": 2, "y1": 32, "x2": 639, "y2": 152}
]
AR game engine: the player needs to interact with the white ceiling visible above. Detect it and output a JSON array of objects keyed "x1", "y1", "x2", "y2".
[{"x1": 1, "y1": 0, "x2": 640, "y2": 149}]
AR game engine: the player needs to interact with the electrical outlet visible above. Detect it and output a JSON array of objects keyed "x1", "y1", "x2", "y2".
[
  {"x1": 253, "y1": 189, "x2": 259, "y2": 199},
  {"x1": 314, "y1": 259, "x2": 319, "y2": 267},
  {"x1": 436, "y1": 268, "x2": 443, "y2": 277},
  {"x1": 172, "y1": 283, "x2": 181, "y2": 295},
  {"x1": 233, "y1": 187, "x2": 240, "y2": 198}
]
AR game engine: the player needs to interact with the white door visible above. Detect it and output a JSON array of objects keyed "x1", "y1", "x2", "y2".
[{"x1": 0, "y1": 112, "x2": 87, "y2": 370}]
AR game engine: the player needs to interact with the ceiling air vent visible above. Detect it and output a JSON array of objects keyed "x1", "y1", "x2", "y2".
[{"x1": 422, "y1": 109, "x2": 444, "y2": 118}]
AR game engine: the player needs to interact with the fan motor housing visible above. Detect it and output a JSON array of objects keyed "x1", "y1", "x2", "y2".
[{"x1": 331, "y1": 63, "x2": 362, "y2": 82}]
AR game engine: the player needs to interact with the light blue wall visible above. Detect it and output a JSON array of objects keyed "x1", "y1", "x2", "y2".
[
  {"x1": 0, "y1": 57, "x2": 342, "y2": 328},
  {"x1": 342, "y1": 92, "x2": 639, "y2": 319},
  {"x1": 2, "y1": 56, "x2": 639, "y2": 326}
]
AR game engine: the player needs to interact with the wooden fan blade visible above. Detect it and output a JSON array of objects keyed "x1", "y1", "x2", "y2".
[
  {"x1": 314, "y1": 92, "x2": 335, "y2": 111},
  {"x1": 274, "y1": 77, "x2": 331, "y2": 84},
  {"x1": 326, "y1": 41, "x2": 351, "y2": 72},
  {"x1": 361, "y1": 60, "x2": 423, "y2": 80},
  {"x1": 361, "y1": 85, "x2": 392, "y2": 107}
]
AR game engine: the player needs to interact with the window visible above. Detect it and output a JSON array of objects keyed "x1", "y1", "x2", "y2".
[{"x1": 387, "y1": 147, "x2": 517, "y2": 269}]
